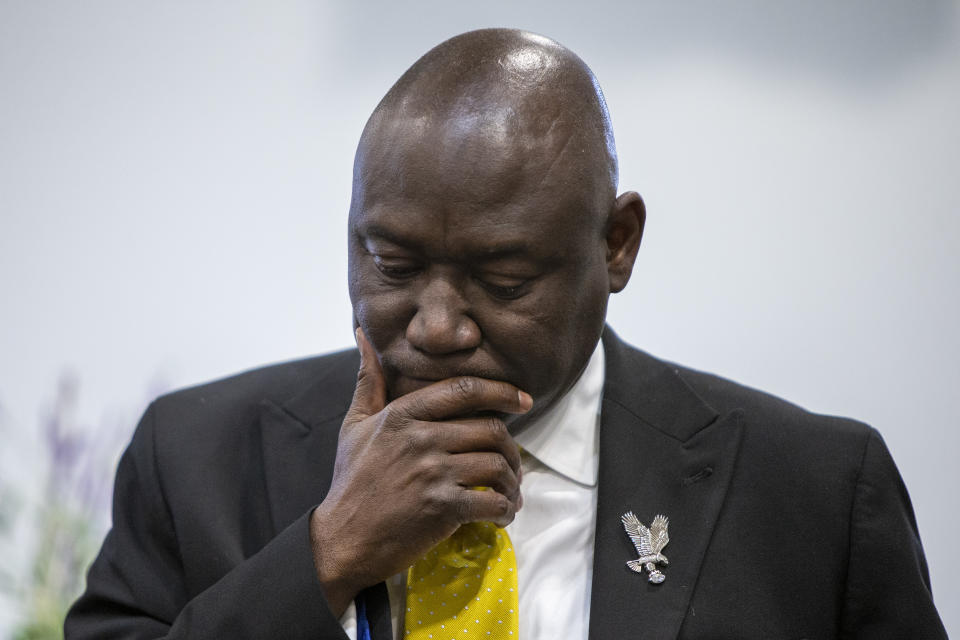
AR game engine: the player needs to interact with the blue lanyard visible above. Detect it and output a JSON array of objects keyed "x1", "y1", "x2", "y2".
[{"x1": 356, "y1": 595, "x2": 372, "y2": 640}]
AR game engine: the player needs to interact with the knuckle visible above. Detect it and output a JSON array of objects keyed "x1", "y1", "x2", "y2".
[
  {"x1": 405, "y1": 422, "x2": 433, "y2": 452},
  {"x1": 413, "y1": 451, "x2": 444, "y2": 481},
  {"x1": 421, "y1": 487, "x2": 448, "y2": 518},
  {"x1": 399, "y1": 394, "x2": 433, "y2": 424},
  {"x1": 380, "y1": 403, "x2": 402, "y2": 426},
  {"x1": 489, "y1": 453, "x2": 511, "y2": 477},
  {"x1": 485, "y1": 416, "x2": 508, "y2": 439},
  {"x1": 500, "y1": 469, "x2": 518, "y2": 493},
  {"x1": 494, "y1": 512, "x2": 516, "y2": 528},
  {"x1": 382, "y1": 401, "x2": 414, "y2": 429},
  {"x1": 452, "y1": 376, "x2": 479, "y2": 398},
  {"x1": 490, "y1": 492, "x2": 512, "y2": 519}
]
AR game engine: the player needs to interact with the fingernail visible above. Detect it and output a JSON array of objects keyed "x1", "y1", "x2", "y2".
[{"x1": 517, "y1": 391, "x2": 533, "y2": 412}]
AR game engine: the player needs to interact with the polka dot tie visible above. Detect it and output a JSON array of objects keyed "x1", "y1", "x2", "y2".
[{"x1": 404, "y1": 522, "x2": 518, "y2": 639}]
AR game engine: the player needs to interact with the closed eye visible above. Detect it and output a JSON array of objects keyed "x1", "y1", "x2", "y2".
[
  {"x1": 476, "y1": 277, "x2": 530, "y2": 300},
  {"x1": 373, "y1": 256, "x2": 421, "y2": 279}
]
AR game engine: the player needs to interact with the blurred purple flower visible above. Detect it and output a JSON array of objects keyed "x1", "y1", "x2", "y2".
[{"x1": 4, "y1": 369, "x2": 170, "y2": 639}]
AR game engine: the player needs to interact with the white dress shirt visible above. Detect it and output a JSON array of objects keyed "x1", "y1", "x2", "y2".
[{"x1": 341, "y1": 342, "x2": 605, "y2": 639}]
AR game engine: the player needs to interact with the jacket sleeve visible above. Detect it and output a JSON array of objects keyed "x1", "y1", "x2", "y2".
[
  {"x1": 839, "y1": 429, "x2": 947, "y2": 639},
  {"x1": 64, "y1": 402, "x2": 350, "y2": 639}
]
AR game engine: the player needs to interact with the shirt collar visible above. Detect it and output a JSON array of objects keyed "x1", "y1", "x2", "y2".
[{"x1": 513, "y1": 341, "x2": 604, "y2": 487}]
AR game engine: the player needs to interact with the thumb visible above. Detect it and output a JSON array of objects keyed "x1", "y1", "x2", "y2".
[{"x1": 347, "y1": 326, "x2": 387, "y2": 420}]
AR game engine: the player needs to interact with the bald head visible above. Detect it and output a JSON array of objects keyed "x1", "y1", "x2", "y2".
[
  {"x1": 352, "y1": 29, "x2": 619, "y2": 222},
  {"x1": 346, "y1": 29, "x2": 646, "y2": 424}
]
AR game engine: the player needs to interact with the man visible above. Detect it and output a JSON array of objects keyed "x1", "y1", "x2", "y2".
[{"x1": 66, "y1": 29, "x2": 946, "y2": 639}]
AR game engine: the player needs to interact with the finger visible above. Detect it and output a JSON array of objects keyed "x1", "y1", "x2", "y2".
[
  {"x1": 347, "y1": 327, "x2": 387, "y2": 420},
  {"x1": 455, "y1": 486, "x2": 518, "y2": 528},
  {"x1": 434, "y1": 417, "x2": 521, "y2": 477},
  {"x1": 393, "y1": 376, "x2": 533, "y2": 423},
  {"x1": 450, "y1": 452, "x2": 521, "y2": 504}
]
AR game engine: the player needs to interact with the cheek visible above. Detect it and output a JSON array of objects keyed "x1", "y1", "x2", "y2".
[
  {"x1": 572, "y1": 248, "x2": 613, "y2": 316},
  {"x1": 349, "y1": 277, "x2": 414, "y2": 352},
  {"x1": 534, "y1": 261, "x2": 609, "y2": 334},
  {"x1": 477, "y1": 294, "x2": 596, "y2": 388},
  {"x1": 520, "y1": 265, "x2": 608, "y2": 382}
]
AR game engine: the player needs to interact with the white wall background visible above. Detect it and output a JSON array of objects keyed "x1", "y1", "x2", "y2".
[{"x1": 1, "y1": 0, "x2": 957, "y2": 635}]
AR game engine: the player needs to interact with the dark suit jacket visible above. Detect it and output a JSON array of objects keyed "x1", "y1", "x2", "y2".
[{"x1": 65, "y1": 329, "x2": 946, "y2": 639}]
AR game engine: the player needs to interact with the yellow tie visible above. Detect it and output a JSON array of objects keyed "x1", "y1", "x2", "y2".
[{"x1": 404, "y1": 521, "x2": 518, "y2": 639}]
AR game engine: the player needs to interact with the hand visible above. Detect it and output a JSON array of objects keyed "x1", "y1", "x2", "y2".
[{"x1": 309, "y1": 328, "x2": 532, "y2": 616}]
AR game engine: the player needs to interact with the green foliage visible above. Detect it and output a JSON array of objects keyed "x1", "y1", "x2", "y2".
[{"x1": 13, "y1": 504, "x2": 100, "y2": 639}]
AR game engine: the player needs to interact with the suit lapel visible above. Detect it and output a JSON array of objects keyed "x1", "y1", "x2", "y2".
[
  {"x1": 258, "y1": 349, "x2": 395, "y2": 639},
  {"x1": 589, "y1": 330, "x2": 744, "y2": 640},
  {"x1": 259, "y1": 399, "x2": 341, "y2": 536},
  {"x1": 258, "y1": 349, "x2": 358, "y2": 535}
]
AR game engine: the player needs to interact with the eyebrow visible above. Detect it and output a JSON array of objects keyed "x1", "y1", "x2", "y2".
[{"x1": 362, "y1": 224, "x2": 537, "y2": 261}]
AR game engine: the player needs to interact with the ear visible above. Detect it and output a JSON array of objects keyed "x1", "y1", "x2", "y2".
[{"x1": 605, "y1": 191, "x2": 646, "y2": 293}]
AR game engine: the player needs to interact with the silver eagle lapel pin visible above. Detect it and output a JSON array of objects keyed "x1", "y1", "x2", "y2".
[{"x1": 621, "y1": 511, "x2": 670, "y2": 584}]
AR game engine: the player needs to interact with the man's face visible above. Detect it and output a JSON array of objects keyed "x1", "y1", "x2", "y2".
[{"x1": 347, "y1": 110, "x2": 614, "y2": 428}]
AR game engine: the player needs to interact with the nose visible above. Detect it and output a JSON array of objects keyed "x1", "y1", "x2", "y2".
[{"x1": 406, "y1": 274, "x2": 481, "y2": 355}]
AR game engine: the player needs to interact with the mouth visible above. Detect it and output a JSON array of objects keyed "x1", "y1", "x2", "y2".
[
  {"x1": 383, "y1": 355, "x2": 499, "y2": 387},
  {"x1": 378, "y1": 349, "x2": 525, "y2": 407}
]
